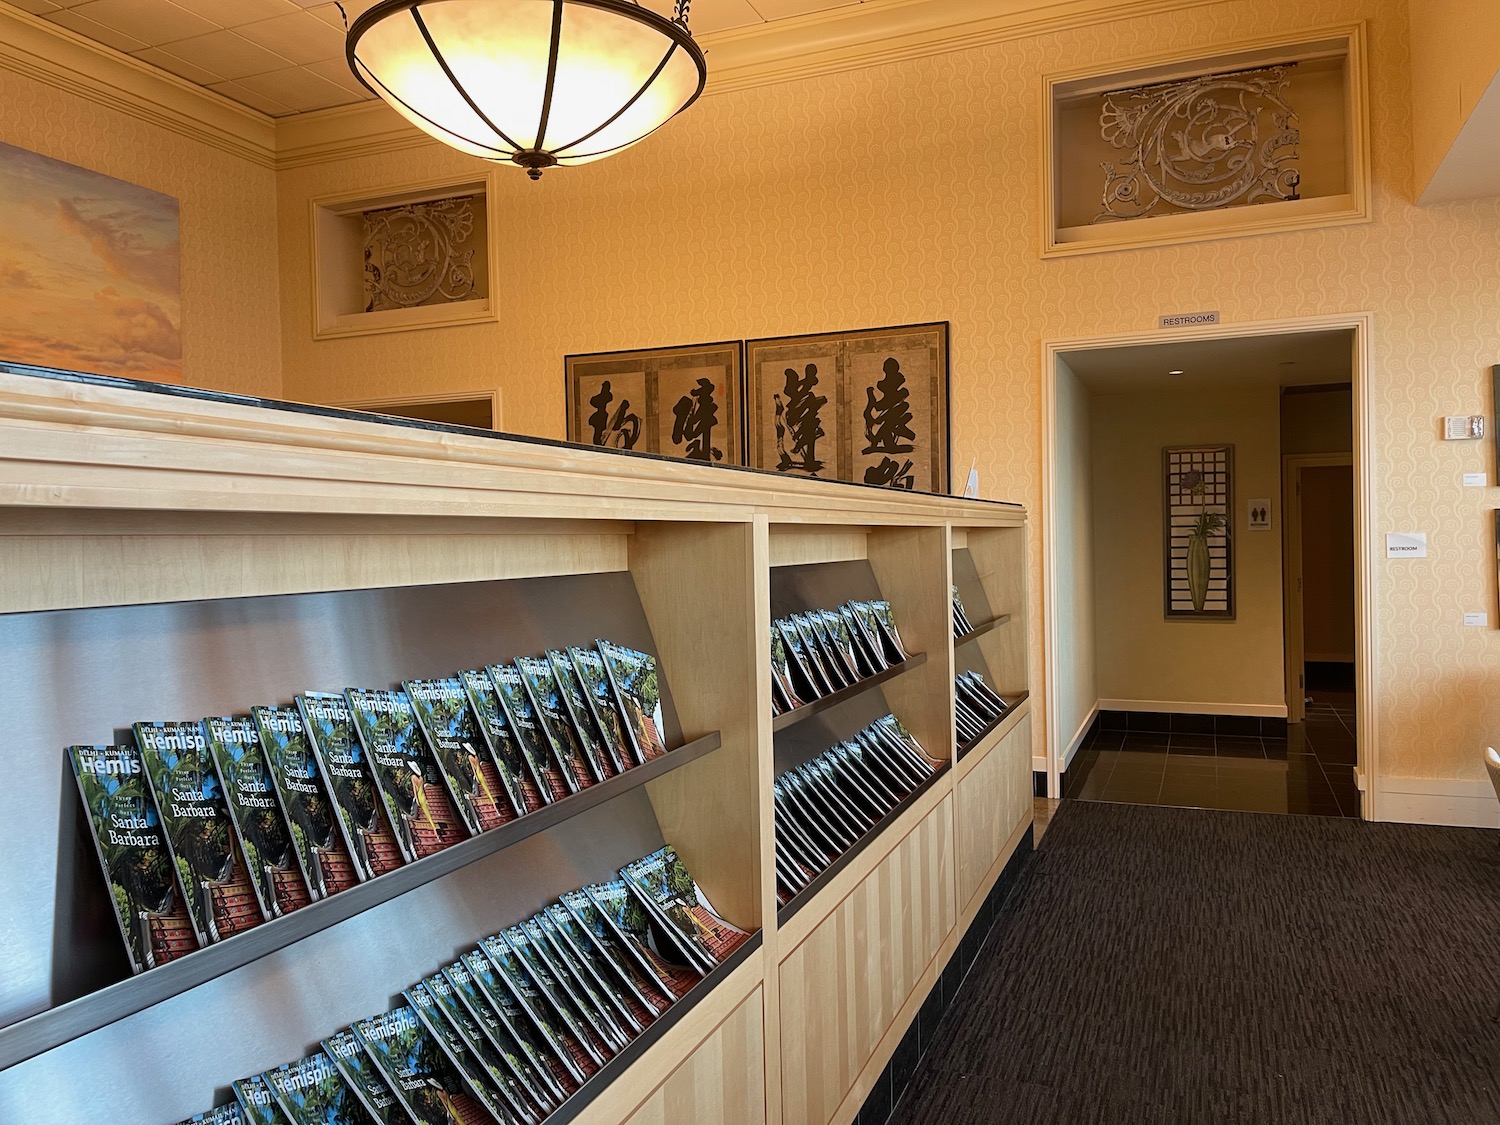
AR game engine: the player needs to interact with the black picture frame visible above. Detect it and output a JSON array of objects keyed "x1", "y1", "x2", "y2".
[{"x1": 744, "y1": 322, "x2": 951, "y2": 494}]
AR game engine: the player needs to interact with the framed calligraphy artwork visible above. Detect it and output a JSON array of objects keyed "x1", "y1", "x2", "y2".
[
  {"x1": 565, "y1": 341, "x2": 744, "y2": 465},
  {"x1": 745, "y1": 322, "x2": 949, "y2": 493}
]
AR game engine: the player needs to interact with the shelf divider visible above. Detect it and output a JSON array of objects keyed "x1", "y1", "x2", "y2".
[
  {"x1": 954, "y1": 614, "x2": 1011, "y2": 646},
  {"x1": 776, "y1": 760, "x2": 951, "y2": 926},
  {"x1": 771, "y1": 653, "x2": 928, "y2": 735},
  {"x1": 0, "y1": 730, "x2": 723, "y2": 1072}
]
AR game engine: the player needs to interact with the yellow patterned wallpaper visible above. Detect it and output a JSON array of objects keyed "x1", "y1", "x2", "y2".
[
  {"x1": 0, "y1": 69, "x2": 281, "y2": 398},
  {"x1": 276, "y1": 0, "x2": 1500, "y2": 790}
]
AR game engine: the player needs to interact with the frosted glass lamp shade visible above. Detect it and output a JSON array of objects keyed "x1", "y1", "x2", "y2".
[{"x1": 348, "y1": 0, "x2": 707, "y2": 178}]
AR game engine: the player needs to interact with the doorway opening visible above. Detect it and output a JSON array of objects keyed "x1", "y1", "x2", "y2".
[{"x1": 1043, "y1": 318, "x2": 1372, "y2": 819}]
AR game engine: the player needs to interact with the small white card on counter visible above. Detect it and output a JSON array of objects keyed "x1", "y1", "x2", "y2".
[{"x1": 1386, "y1": 532, "x2": 1428, "y2": 558}]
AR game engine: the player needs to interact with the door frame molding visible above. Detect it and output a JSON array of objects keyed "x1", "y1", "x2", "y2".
[
  {"x1": 1282, "y1": 452, "x2": 1355, "y2": 725},
  {"x1": 1042, "y1": 312, "x2": 1378, "y2": 817}
]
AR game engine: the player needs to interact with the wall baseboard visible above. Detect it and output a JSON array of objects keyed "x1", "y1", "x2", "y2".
[
  {"x1": 1062, "y1": 705, "x2": 1098, "y2": 771},
  {"x1": 1377, "y1": 777, "x2": 1500, "y2": 829},
  {"x1": 1097, "y1": 698, "x2": 1289, "y2": 719}
]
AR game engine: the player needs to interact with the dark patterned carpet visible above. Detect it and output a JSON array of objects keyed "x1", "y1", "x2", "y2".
[{"x1": 890, "y1": 801, "x2": 1500, "y2": 1125}]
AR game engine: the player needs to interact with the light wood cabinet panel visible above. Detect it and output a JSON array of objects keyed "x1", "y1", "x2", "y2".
[
  {"x1": 778, "y1": 795, "x2": 954, "y2": 1125},
  {"x1": 957, "y1": 713, "x2": 1033, "y2": 913},
  {"x1": 619, "y1": 987, "x2": 766, "y2": 1125}
]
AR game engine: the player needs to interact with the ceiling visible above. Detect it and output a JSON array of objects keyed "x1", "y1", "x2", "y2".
[
  {"x1": 7, "y1": 0, "x2": 871, "y2": 117},
  {"x1": 1060, "y1": 330, "x2": 1355, "y2": 395}
]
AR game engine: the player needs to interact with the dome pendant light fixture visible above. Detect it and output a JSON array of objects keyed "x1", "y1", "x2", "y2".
[{"x1": 346, "y1": 0, "x2": 708, "y2": 179}]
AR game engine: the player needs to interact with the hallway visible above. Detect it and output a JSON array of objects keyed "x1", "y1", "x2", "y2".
[
  {"x1": 886, "y1": 801, "x2": 1500, "y2": 1125},
  {"x1": 1062, "y1": 693, "x2": 1359, "y2": 818}
]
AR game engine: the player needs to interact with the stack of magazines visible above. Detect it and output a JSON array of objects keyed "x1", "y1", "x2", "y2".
[
  {"x1": 952, "y1": 586, "x2": 975, "y2": 637},
  {"x1": 174, "y1": 846, "x2": 749, "y2": 1125},
  {"x1": 955, "y1": 670, "x2": 1010, "y2": 747},
  {"x1": 770, "y1": 599, "x2": 911, "y2": 716},
  {"x1": 67, "y1": 640, "x2": 675, "y2": 976},
  {"x1": 773, "y1": 715, "x2": 941, "y2": 904}
]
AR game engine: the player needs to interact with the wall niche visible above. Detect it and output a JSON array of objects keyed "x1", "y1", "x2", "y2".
[
  {"x1": 1042, "y1": 24, "x2": 1370, "y2": 258},
  {"x1": 311, "y1": 175, "x2": 497, "y2": 339}
]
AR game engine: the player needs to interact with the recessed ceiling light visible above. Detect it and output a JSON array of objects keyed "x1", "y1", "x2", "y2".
[{"x1": 1167, "y1": 369, "x2": 1185, "y2": 376}]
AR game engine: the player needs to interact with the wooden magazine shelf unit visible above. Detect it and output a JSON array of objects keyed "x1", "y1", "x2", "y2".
[{"x1": 0, "y1": 365, "x2": 1032, "y2": 1125}]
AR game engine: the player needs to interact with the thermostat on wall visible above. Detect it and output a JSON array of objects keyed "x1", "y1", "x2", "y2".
[{"x1": 1444, "y1": 415, "x2": 1485, "y2": 440}]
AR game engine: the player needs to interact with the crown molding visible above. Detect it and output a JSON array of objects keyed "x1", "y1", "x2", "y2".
[
  {"x1": 0, "y1": 4, "x2": 276, "y2": 169},
  {"x1": 0, "y1": 0, "x2": 1229, "y2": 173},
  {"x1": 274, "y1": 0, "x2": 1227, "y2": 170}
]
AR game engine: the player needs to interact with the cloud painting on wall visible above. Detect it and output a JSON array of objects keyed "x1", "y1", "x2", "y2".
[{"x1": 0, "y1": 142, "x2": 180, "y2": 380}]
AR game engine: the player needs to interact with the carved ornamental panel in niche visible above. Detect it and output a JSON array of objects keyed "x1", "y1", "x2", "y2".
[
  {"x1": 312, "y1": 177, "x2": 496, "y2": 340},
  {"x1": 1043, "y1": 25, "x2": 1369, "y2": 257},
  {"x1": 1095, "y1": 65, "x2": 1301, "y2": 224},
  {"x1": 362, "y1": 196, "x2": 483, "y2": 313}
]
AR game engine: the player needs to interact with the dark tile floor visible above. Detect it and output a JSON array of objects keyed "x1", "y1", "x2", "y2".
[{"x1": 1064, "y1": 667, "x2": 1360, "y2": 818}]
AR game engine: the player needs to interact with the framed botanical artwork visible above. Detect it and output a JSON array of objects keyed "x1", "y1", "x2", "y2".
[
  {"x1": 565, "y1": 341, "x2": 744, "y2": 465},
  {"x1": 745, "y1": 322, "x2": 950, "y2": 493},
  {"x1": 1163, "y1": 445, "x2": 1235, "y2": 619}
]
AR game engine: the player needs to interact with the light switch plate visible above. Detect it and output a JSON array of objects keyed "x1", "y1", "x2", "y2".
[
  {"x1": 1386, "y1": 532, "x2": 1428, "y2": 558},
  {"x1": 1465, "y1": 612, "x2": 1489, "y2": 627}
]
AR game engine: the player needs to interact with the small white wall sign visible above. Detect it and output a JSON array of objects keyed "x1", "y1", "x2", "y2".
[
  {"x1": 1464, "y1": 612, "x2": 1489, "y2": 627},
  {"x1": 1386, "y1": 532, "x2": 1428, "y2": 558},
  {"x1": 1159, "y1": 310, "x2": 1220, "y2": 329},
  {"x1": 1247, "y1": 499, "x2": 1272, "y2": 530},
  {"x1": 1463, "y1": 472, "x2": 1488, "y2": 488}
]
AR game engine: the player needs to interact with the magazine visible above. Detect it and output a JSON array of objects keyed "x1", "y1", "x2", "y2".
[
  {"x1": 455, "y1": 947, "x2": 579, "y2": 1099},
  {"x1": 478, "y1": 934, "x2": 602, "y2": 1080},
  {"x1": 542, "y1": 902, "x2": 660, "y2": 1024},
  {"x1": 406, "y1": 980, "x2": 537, "y2": 1125},
  {"x1": 231, "y1": 1074, "x2": 292, "y2": 1125},
  {"x1": 264, "y1": 1051, "x2": 376, "y2": 1125},
  {"x1": 620, "y1": 846, "x2": 751, "y2": 971},
  {"x1": 596, "y1": 640, "x2": 668, "y2": 764},
  {"x1": 768, "y1": 627, "x2": 805, "y2": 712},
  {"x1": 488, "y1": 663, "x2": 571, "y2": 804},
  {"x1": 345, "y1": 688, "x2": 468, "y2": 863},
  {"x1": 440, "y1": 958, "x2": 562, "y2": 1113},
  {"x1": 171, "y1": 1106, "x2": 246, "y2": 1125},
  {"x1": 523, "y1": 915, "x2": 636, "y2": 1045},
  {"x1": 548, "y1": 649, "x2": 618, "y2": 780},
  {"x1": 203, "y1": 717, "x2": 310, "y2": 920},
  {"x1": 777, "y1": 620, "x2": 829, "y2": 700},
  {"x1": 406, "y1": 676, "x2": 515, "y2": 833},
  {"x1": 789, "y1": 615, "x2": 841, "y2": 694},
  {"x1": 501, "y1": 923, "x2": 622, "y2": 1057},
  {"x1": 297, "y1": 692, "x2": 406, "y2": 880},
  {"x1": 353, "y1": 1005, "x2": 492, "y2": 1125},
  {"x1": 458, "y1": 668, "x2": 545, "y2": 815},
  {"x1": 840, "y1": 603, "x2": 889, "y2": 673},
  {"x1": 135, "y1": 720, "x2": 264, "y2": 944},
  {"x1": 67, "y1": 744, "x2": 197, "y2": 973},
  {"x1": 322, "y1": 1028, "x2": 409, "y2": 1125},
  {"x1": 515, "y1": 655, "x2": 595, "y2": 793},
  {"x1": 250, "y1": 706, "x2": 359, "y2": 900},
  {"x1": 580, "y1": 879, "x2": 702, "y2": 1000},
  {"x1": 557, "y1": 889, "x2": 676, "y2": 1011},
  {"x1": 817, "y1": 609, "x2": 866, "y2": 683},
  {"x1": 952, "y1": 585, "x2": 974, "y2": 636},
  {"x1": 567, "y1": 646, "x2": 634, "y2": 776}
]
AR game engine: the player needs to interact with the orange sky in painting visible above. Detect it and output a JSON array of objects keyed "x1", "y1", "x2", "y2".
[{"x1": 0, "y1": 142, "x2": 181, "y2": 380}]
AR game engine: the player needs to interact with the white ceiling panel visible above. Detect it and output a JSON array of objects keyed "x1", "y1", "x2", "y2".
[{"x1": 13, "y1": 0, "x2": 876, "y2": 118}]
